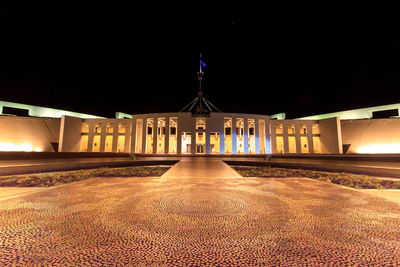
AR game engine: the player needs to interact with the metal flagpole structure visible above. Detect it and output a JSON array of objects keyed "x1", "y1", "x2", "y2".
[{"x1": 180, "y1": 53, "x2": 221, "y2": 116}]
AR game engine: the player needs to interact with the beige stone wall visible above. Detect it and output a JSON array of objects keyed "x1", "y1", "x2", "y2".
[
  {"x1": 58, "y1": 116, "x2": 83, "y2": 152},
  {"x1": 0, "y1": 116, "x2": 60, "y2": 152},
  {"x1": 341, "y1": 118, "x2": 400, "y2": 154},
  {"x1": 319, "y1": 117, "x2": 343, "y2": 154}
]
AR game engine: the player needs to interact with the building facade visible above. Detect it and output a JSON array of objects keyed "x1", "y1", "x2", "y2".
[
  {"x1": 2, "y1": 100, "x2": 400, "y2": 155},
  {"x1": 55, "y1": 112, "x2": 342, "y2": 155}
]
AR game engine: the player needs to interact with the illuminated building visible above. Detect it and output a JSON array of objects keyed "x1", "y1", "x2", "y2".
[
  {"x1": 2, "y1": 57, "x2": 400, "y2": 155},
  {"x1": 2, "y1": 99, "x2": 400, "y2": 155}
]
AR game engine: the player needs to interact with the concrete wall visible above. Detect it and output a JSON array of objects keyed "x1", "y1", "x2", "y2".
[
  {"x1": 341, "y1": 118, "x2": 400, "y2": 154},
  {"x1": 59, "y1": 116, "x2": 84, "y2": 152},
  {"x1": 319, "y1": 117, "x2": 343, "y2": 154},
  {"x1": 0, "y1": 116, "x2": 60, "y2": 152}
]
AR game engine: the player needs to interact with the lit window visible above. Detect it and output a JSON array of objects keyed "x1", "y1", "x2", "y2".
[
  {"x1": 312, "y1": 123, "x2": 320, "y2": 134},
  {"x1": 300, "y1": 123, "x2": 307, "y2": 135},
  {"x1": 236, "y1": 118, "x2": 244, "y2": 136},
  {"x1": 81, "y1": 122, "x2": 89, "y2": 133},
  {"x1": 106, "y1": 123, "x2": 114, "y2": 134},
  {"x1": 288, "y1": 123, "x2": 295, "y2": 135},
  {"x1": 94, "y1": 123, "x2": 102, "y2": 134},
  {"x1": 196, "y1": 117, "x2": 206, "y2": 130},
  {"x1": 248, "y1": 119, "x2": 255, "y2": 135},
  {"x1": 118, "y1": 123, "x2": 127, "y2": 134},
  {"x1": 276, "y1": 123, "x2": 283, "y2": 134}
]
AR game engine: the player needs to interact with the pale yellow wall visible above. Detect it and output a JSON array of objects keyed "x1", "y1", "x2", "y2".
[{"x1": 0, "y1": 116, "x2": 60, "y2": 152}]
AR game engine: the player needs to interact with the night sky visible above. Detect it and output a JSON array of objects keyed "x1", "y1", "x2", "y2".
[{"x1": 1, "y1": 1, "x2": 400, "y2": 118}]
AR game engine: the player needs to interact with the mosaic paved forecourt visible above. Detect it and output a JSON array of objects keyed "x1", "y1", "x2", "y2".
[{"x1": 0, "y1": 159, "x2": 399, "y2": 265}]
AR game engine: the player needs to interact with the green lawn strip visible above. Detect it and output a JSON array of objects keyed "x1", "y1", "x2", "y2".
[
  {"x1": 233, "y1": 166, "x2": 400, "y2": 189},
  {"x1": 0, "y1": 166, "x2": 170, "y2": 187}
]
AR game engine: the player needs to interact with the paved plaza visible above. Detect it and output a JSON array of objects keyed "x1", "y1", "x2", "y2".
[{"x1": 0, "y1": 159, "x2": 399, "y2": 265}]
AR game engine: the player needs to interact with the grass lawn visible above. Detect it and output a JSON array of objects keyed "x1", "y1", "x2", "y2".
[
  {"x1": 0, "y1": 166, "x2": 170, "y2": 187},
  {"x1": 233, "y1": 166, "x2": 400, "y2": 189}
]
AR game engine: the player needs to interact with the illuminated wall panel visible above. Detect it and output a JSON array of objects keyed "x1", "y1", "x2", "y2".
[
  {"x1": 80, "y1": 135, "x2": 88, "y2": 152},
  {"x1": 313, "y1": 136, "x2": 321, "y2": 153},
  {"x1": 92, "y1": 135, "x2": 101, "y2": 152},
  {"x1": 105, "y1": 135, "x2": 113, "y2": 152},
  {"x1": 288, "y1": 136, "x2": 296, "y2": 153},
  {"x1": 300, "y1": 136, "x2": 309, "y2": 153},
  {"x1": 117, "y1": 136, "x2": 125, "y2": 153},
  {"x1": 276, "y1": 136, "x2": 284, "y2": 154}
]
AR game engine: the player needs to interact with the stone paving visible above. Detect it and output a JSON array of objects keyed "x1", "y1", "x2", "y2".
[{"x1": 0, "y1": 174, "x2": 399, "y2": 266}]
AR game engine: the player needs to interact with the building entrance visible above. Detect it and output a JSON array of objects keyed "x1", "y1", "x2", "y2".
[
  {"x1": 181, "y1": 132, "x2": 192, "y2": 154},
  {"x1": 210, "y1": 132, "x2": 220, "y2": 154},
  {"x1": 196, "y1": 132, "x2": 206, "y2": 154}
]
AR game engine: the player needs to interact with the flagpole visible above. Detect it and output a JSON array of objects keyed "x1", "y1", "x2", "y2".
[{"x1": 199, "y1": 53, "x2": 202, "y2": 73}]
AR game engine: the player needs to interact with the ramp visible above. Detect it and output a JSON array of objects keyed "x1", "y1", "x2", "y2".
[{"x1": 161, "y1": 158, "x2": 242, "y2": 178}]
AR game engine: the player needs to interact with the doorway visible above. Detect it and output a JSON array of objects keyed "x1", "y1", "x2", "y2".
[
  {"x1": 181, "y1": 132, "x2": 192, "y2": 154},
  {"x1": 210, "y1": 132, "x2": 220, "y2": 154},
  {"x1": 196, "y1": 132, "x2": 206, "y2": 154}
]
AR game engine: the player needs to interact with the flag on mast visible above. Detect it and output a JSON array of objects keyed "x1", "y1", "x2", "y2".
[{"x1": 200, "y1": 53, "x2": 206, "y2": 73}]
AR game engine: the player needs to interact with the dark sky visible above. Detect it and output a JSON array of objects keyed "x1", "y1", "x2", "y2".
[{"x1": 1, "y1": 1, "x2": 400, "y2": 118}]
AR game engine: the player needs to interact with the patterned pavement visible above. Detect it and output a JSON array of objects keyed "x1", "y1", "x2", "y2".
[{"x1": 0, "y1": 176, "x2": 399, "y2": 266}]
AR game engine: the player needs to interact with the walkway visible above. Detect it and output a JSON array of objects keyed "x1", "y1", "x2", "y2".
[
  {"x1": 162, "y1": 158, "x2": 242, "y2": 178},
  {"x1": 0, "y1": 176, "x2": 399, "y2": 265}
]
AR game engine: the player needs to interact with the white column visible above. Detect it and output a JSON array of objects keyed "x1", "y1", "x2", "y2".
[
  {"x1": 153, "y1": 117, "x2": 158, "y2": 154},
  {"x1": 165, "y1": 117, "x2": 170, "y2": 154}
]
